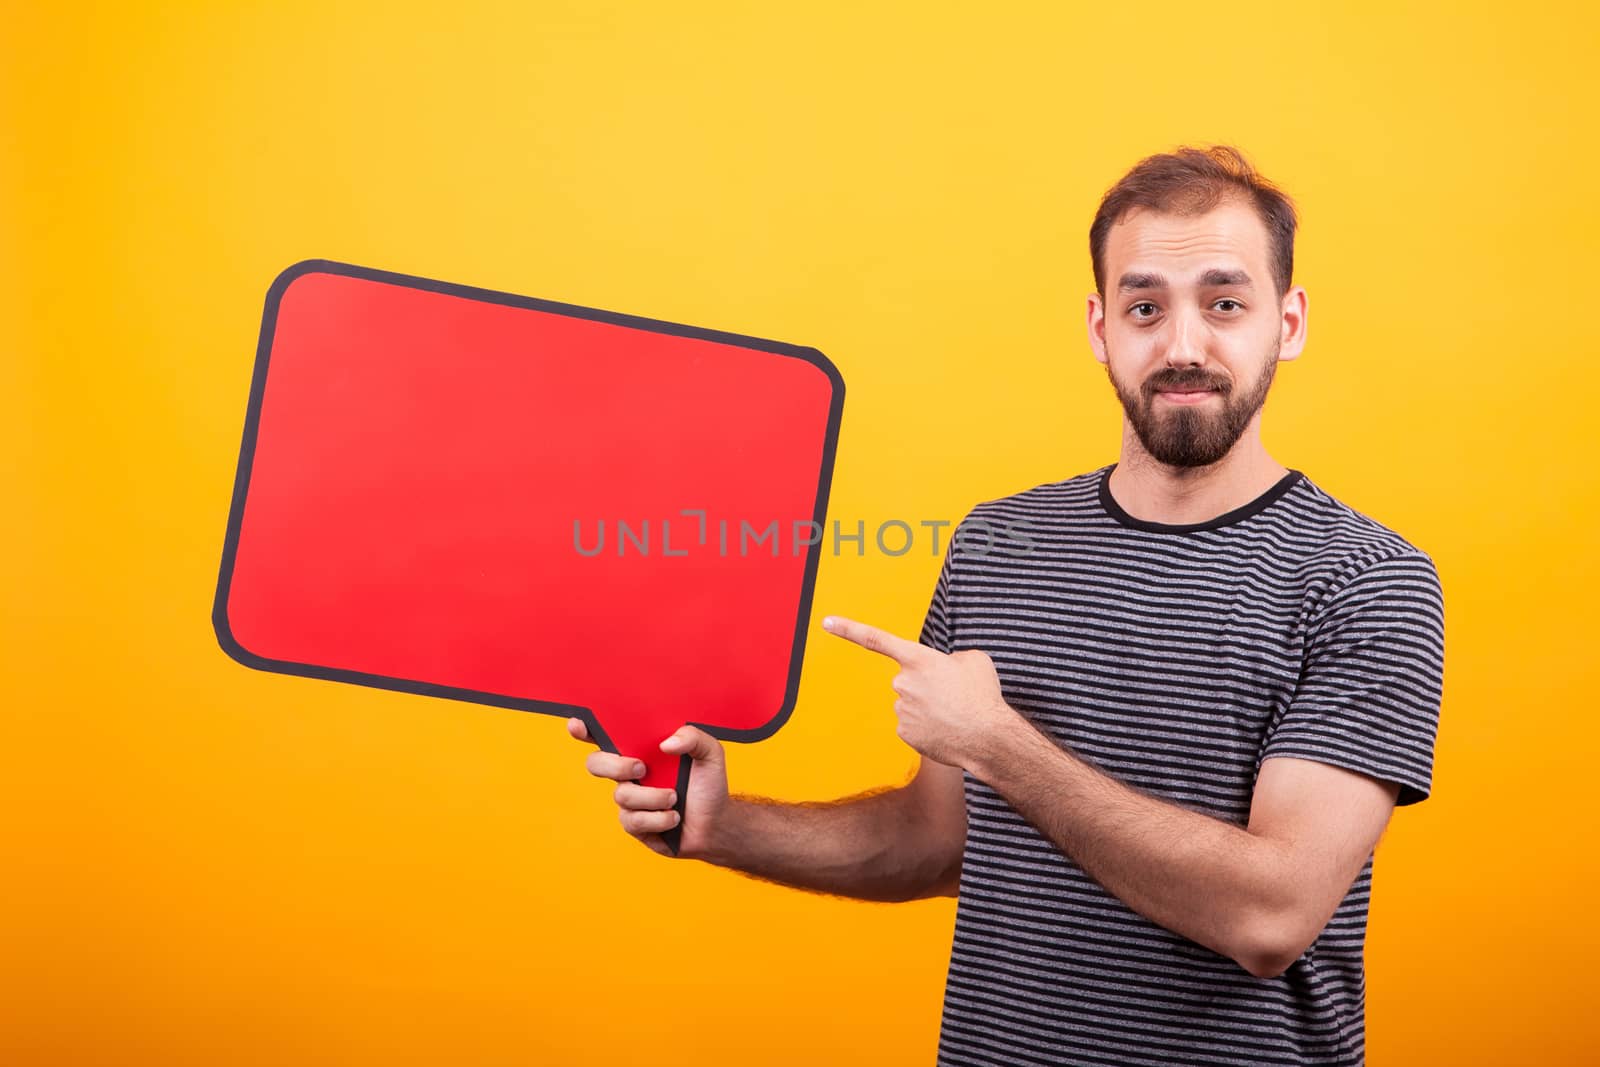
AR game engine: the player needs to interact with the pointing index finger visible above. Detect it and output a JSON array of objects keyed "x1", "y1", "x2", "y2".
[{"x1": 822, "y1": 615, "x2": 928, "y2": 665}]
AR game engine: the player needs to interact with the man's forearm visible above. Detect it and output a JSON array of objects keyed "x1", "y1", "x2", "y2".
[
  {"x1": 970, "y1": 713, "x2": 1297, "y2": 975},
  {"x1": 701, "y1": 787, "x2": 957, "y2": 904}
]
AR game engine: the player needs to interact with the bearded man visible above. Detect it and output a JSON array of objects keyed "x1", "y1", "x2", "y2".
[{"x1": 573, "y1": 145, "x2": 1445, "y2": 1067}]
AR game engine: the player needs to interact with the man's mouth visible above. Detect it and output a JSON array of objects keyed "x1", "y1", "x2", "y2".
[{"x1": 1154, "y1": 387, "x2": 1220, "y2": 404}]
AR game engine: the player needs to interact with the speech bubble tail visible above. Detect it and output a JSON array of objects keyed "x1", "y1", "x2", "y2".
[
  {"x1": 590, "y1": 716, "x2": 697, "y2": 857},
  {"x1": 639, "y1": 749, "x2": 694, "y2": 857},
  {"x1": 657, "y1": 752, "x2": 693, "y2": 856}
]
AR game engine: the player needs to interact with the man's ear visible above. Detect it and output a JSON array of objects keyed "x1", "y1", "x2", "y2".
[
  {"x1": 1278, "y1": 286, "x2": 1308, "y2": 361},
  {"x1": 1086, "y1": 292, "x2": 1109, "y2": 365}
]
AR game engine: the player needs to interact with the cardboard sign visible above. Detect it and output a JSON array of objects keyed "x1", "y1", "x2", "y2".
[{"x1": 214, "y1": 260, "x2": 843, "y2": 852}]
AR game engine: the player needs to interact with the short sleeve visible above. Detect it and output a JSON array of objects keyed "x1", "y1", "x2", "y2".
[
  {"x1": 916, "y1": 541, "x2": 955, "y2": 655},
  {"x1": 1259, "y1": 551, "x2": 1446, "y2": 806}
]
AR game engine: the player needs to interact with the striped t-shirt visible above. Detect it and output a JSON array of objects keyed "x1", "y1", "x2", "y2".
[{"x1": 918, "y1": 463, "x2": 1445, "y2": 1067}]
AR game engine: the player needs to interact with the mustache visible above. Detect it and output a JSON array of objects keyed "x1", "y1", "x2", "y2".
[{"x1": 1145, "y1": 373, "x2": 1229, "y2": 395}]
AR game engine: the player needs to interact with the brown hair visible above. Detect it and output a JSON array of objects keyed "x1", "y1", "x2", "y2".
[{"x1": 1089, "y1": 145, "x2": 1298, "y2": 296}]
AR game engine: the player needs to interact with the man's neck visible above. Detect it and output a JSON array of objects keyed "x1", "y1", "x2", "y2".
[{"x1": 1107, "y1": 436, "x2": 1290, "y2": 528}]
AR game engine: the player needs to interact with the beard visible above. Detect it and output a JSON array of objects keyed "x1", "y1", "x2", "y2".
[{"x1": 1105, "y1": 340, "x2": 1280, "y2": 468}]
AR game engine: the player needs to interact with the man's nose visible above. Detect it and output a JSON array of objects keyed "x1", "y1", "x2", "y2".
[{"x1": 1164, "y1": 308, "x2": 1207, "y2": 368}]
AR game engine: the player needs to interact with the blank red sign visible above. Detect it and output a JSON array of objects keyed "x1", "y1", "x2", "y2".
[{"x1": 214, "y1": 260, "x2": 843, "y2": 850}]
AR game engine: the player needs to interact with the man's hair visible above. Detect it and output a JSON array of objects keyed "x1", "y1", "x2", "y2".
[{"x1": 1089, "y1": 145, "x2": 1298, "y2": 296}]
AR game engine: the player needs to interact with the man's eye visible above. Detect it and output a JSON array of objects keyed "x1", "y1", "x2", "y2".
[
  {"x1": 1130, "y1": 302, "x2": 1158, "y2": 319},
  {"x1": 1213, "y1": 299, "x2": 1243, "y2": 313}
]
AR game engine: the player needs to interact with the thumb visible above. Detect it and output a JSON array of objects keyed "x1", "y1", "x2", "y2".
[{"x1": 660, "y1": 725, "x2": 724, "y2": 766}]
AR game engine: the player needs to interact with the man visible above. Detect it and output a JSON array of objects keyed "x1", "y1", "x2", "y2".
[{"x1": 569, "y1": 145, "x2": 1445, "y2": 1066}]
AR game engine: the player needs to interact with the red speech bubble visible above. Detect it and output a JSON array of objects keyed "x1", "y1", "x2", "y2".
[{"x1": 213, "y1": 261, "x2": 843, "y2": 852}]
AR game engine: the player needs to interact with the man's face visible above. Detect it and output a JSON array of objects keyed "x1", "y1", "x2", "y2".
[{"x1": 1086, "y1": 198, "x2": 1306, "y2": 468}]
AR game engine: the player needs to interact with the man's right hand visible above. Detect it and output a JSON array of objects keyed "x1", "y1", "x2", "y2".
[{"x1": 567, "y1": 718, "x2": 732, "y2": 860}]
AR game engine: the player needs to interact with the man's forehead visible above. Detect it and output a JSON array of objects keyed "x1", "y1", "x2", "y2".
[{"x1": 1104, "y1": 201, "x2": 1271, "y2": 284}]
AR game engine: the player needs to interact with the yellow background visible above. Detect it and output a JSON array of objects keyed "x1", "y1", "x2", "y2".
[{"x1": 4, "y1": 2, "x2": 1596, "y2": 1064}]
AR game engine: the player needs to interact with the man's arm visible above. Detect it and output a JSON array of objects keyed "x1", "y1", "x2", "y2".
[
  {"x1": 970, "y1": 721, "x2": 1398, "y2": 978},
  {"x1": 710, "y1": 754, "x2": 966, "y2": 902},
  {"x1": 966, "y1": 550, "x2": 1444, "y2": 977},
  {"x1": 571, "y1": 718, "x2": 966, "y2": 903},
  {"x1": 821, "y1": 613, "x2": 1409, "y2": 980}
]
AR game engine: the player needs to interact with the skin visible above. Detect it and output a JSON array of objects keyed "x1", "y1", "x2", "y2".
[{"x1": 570, "y1": 197, "x2": 1402, "y2": 978}]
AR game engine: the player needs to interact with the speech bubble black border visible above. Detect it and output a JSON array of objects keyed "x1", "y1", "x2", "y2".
[{"x1": 212, "y1": 259, "x2": 845, "y2": 851}]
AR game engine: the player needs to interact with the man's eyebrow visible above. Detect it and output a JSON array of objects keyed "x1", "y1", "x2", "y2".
[
  {"x1": 1117, "y1": 272, "x2": 1167, "y2": 291},
  {"x1": 1199, "y1": 268, "x2": 1253, "y2": 288},
  {"x1": 1116, "y1": 268, "x2": 1254, "y2": 292}
]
